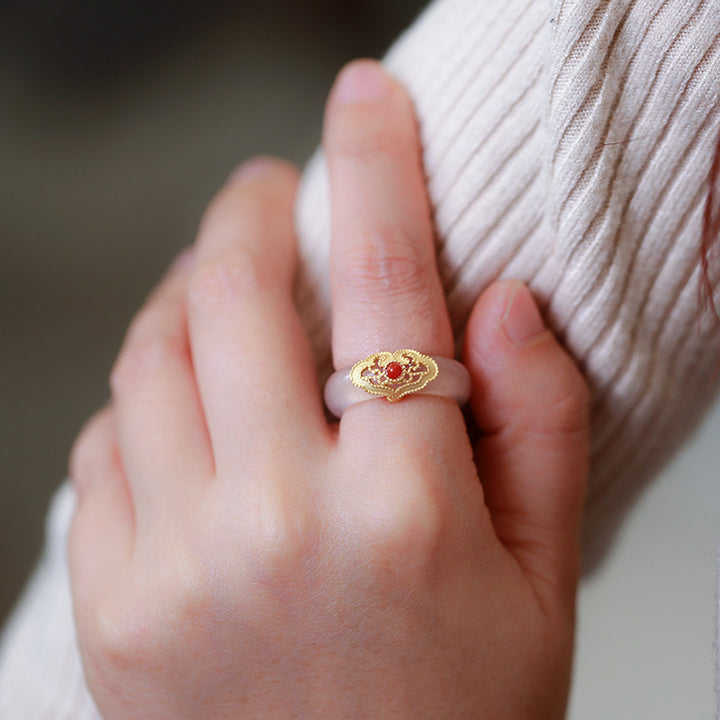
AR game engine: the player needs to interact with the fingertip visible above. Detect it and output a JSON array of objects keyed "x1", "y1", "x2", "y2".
[
  {"x1": 227, "y1": 156, "x2": 299, "y2": 188},
  {"x1": 500, "y1": 282, "x2": 547, "y2": 346},
  {"x1": 464, "y1": 280, "x2": 548, "y2": 367},
  {"x1": 463, "y1": 278, "x2": 590, "y2": 439},
  {"x1": 199, "y1": 156, "x2": 299, "y2": 259},
  {"x1": 330, "y1": 59, "x2": 394, "y2": 106},
  {"x1": 323, "y1": 59, "x2": 416, "y2": 158}
]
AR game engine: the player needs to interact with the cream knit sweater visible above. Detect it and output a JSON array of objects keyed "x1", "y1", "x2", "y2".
[{"x1": 2, "y1": 0, "x2": 720, "y2": 716}]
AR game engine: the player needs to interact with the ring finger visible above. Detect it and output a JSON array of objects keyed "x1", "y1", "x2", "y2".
[{"x1": 324, "y1": 61, "x2": 458, "y2": 437}]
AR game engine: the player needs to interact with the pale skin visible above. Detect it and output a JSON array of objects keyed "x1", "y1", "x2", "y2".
[{"x1": 68, "y1": 60, "x2": 590, "y2": 719}]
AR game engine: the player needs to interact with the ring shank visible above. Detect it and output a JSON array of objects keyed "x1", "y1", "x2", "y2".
[{"x1": 324, "y1": 356, "x2": 471, "y2": 418}]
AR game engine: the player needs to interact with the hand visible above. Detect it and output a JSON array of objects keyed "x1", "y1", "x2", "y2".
[{"x1": 68, "y1": 60, "x2": 589, "y2": 720}]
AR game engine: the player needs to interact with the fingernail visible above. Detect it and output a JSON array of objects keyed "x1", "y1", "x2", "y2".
[
  {"x1": 227, "y1": 157, "x2": 277, "y2": 184},
  {"x1": 333, "y1": 60, "x2": 392, "y2": 104},
  {"x1": 501, "y1": 283, "x2": 545, "y2": 345}
]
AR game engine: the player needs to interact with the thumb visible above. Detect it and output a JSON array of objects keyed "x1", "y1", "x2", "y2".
[{"x1": 463, "y1": 279, "x2": 590, "y2": 608}]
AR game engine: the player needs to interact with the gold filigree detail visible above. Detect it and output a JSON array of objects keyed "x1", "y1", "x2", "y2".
[{"x1": 350, "y1": 349, "x2": 439, "y2": 402}]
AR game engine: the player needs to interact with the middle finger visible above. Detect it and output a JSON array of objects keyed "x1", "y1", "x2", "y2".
[{"x1": 187, "y1": 160, "x2": 327, "y2": 473}]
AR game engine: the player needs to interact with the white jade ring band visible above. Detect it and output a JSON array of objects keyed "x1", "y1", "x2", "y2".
[{"x1": 324, "y1": 348, "x2": 471, "y2": 418}]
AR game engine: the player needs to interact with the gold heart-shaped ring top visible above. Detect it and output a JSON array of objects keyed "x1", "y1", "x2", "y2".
[{"x1": 349, "y1": 349, "x2": 439, "y2": 403}]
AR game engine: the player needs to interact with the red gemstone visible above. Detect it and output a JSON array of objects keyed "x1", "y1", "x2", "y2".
[{"x1": 385, "y1": 361, "x2": 403, "y2": 380}]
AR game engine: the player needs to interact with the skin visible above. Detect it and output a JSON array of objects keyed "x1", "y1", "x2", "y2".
[{"x1": 68, "y1": 60, "x2": 590, "y2": 720}]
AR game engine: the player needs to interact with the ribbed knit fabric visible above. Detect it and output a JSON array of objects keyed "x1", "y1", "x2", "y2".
[
  {"x1": 2, "y1": 0, "x2": 720, "y2": 716},
  {"x1": 0, "y1": 485, "x2": 100, "y2": 718},
  {"x1": 296, "y1": 0, "x2": 720, "y2": 563}
]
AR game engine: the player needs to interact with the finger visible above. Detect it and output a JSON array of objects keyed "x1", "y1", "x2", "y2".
[
  {"x1": 187, "y1": 159, "x2": 327, "y2": 472},
  {"x1": 324, "y1": 61, "x2": 462, "y2": 451},
  {"x1": 109, "y1": 249, "x2": 213, "y2": 525},
  {"x1": 68, "y1": 405, "x2": 134, "y2": 617},
  {"x1": 463, "y1": 280, "x2": 590, "y2": 610},
  {"x1": 324, "y1": 60, "x2": 454, "y2": 369}
]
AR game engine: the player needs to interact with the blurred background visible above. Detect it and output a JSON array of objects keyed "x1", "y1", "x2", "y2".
[
  {"x1": 0, "y1": 0, "x2": 426, "y2": 620},
  {"x1": 1, "y1": 1, "x2": 718, "y2": 718}
]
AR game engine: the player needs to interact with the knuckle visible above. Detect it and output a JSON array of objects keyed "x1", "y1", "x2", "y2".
[
  {"x1": 109, "y1": 333, "x2": 184, "y2": 394},
  {"x1": 242, "y1": 483, "x2": 319, "y2": 588},
  {"x1": 158, "y1": 542, "x2": 217, "y2": 627},
  {"x1": 86, "y1": 550, "x2": 211, "y2": 676},
  {"x1": 544, "y1": 365, "x2": 591, "y2": 437},
  {"x1": 187, "y1": 254, "x2": 268, "y2": 311},
  {"x1": 524, "y1": 362, "x2": 590, "y2": 439},
  {"x1": 87, "y1": 599, "x2": 153, "y2": 676},
  {"x1": 357, "y1": 473, "x2": 445, "y2": 575},
  {"x1": 333, "y1": 226, "x2": 430, "y2": 301}
]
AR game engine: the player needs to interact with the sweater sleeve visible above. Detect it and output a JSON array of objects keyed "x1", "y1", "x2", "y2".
[
  {"x1": 0, "y1": 483, "x2": 101, "y2": 719},
  {"x1": 294, "y1": 0, "x2": 720, "y2": 566},
  {"x1": 2, "y1": 0, "x2": 720, "y2": 714}
]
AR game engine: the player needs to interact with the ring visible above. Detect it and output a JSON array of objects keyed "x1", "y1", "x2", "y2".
[{"x1": 324, "y1": 348, "x2": 471, "y2": 418}]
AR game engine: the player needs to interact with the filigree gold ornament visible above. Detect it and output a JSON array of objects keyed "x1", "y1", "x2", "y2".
[{"x1": 350, "y1": 349, "x2": 439, "y2": 402}]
